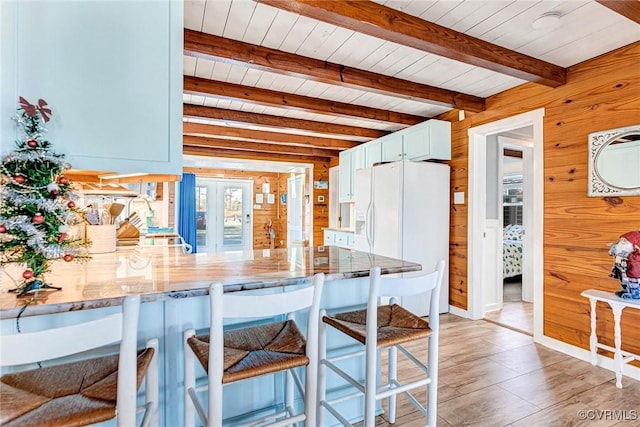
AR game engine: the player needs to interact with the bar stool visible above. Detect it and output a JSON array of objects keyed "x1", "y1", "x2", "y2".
[
  {"x1": 183, "y1": 273, "x2": 325, "y2": 427},
  {"x1": 318, "y1": 261, "x2": 445, "y2": 427},
  {"x1": 0, "y1": 295, "x2": 159, "y2": 427}
]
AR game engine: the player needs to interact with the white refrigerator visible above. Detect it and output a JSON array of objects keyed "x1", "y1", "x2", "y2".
[{"x1": 354, "y1": 161, "x2": 450, "y2": 315}]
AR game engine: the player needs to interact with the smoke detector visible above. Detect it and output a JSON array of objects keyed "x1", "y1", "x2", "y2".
[{"x1": 532, "y1": 11, "x2": 562, "y2": 30}]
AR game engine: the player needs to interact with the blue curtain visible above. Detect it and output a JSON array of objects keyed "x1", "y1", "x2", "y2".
[{"x1": 178, "y1": 173, "x2": 197, "y2": 253}]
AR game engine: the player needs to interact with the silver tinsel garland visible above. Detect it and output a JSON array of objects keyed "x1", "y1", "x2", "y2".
[
  {"x1": 0, "y1": 186, "x2": 79, "y2": 224},
  {"x1": 0, "y1": 215, "x2": 82, "y2": 260}
]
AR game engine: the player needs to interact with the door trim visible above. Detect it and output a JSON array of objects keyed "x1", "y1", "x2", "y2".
[{"x1": 468, "y1": 108, "x2": 545, "y2": 342}]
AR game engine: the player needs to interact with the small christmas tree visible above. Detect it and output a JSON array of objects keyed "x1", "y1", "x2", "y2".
[{"x1": 0, "y1": 97, "x2": 90, "y2": 297}]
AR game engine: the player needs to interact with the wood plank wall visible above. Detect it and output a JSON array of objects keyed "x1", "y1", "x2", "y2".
[
  {"x1": 184, "y1": 159, "x2": 330, "y2": 250},
  {"x1": 440, "y1": 42, "x2": 640, "y2": 356}
]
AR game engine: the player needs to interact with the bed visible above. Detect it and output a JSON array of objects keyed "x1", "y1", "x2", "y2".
[{"x1": 503, "y1": 225, "x2": 524, "y2": 279}]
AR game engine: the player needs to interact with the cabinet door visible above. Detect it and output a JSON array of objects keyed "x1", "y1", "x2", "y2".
[
  {"x1": 324, "y1": 230, "x2": 335, "y2": 246},
  {"x1": 352, "y1": 146, "x2": 366, "y2": 171},
  {"x1": 334, "y1": 232, "x2": 348, "y2": 248},
  {"x1": 428, "y1": 119, "x2": 452, "y2": 160},
  {"x1": 365, "y1": 141, "x2": 382, "y2": 167},
  {"x1": 403, "y1": 127, "x2": 430, "y2": 160},
  {"x1": 339, "y1": 151, "x2": 352, "y2": 202},
  {"x1": 1, "y1": 1, "x2": 183, "y2": 176},
  {"x1": 381, "y1": 134, "x2": 404, "y2": 162}
]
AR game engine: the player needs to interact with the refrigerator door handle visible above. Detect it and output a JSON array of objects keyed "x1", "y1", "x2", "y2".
[
  {"x1": 365, "y1": 202, "x2": 372, "y2": 250},
  {"x1": 369, "y1": 201, "x2": 375, "y2": 249}
]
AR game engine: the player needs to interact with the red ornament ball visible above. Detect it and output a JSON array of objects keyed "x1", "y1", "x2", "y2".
[
  {"x1": 63, "y1": 254, "x2": 74, "y2": 262},
  {"x1": 0, "y1": 225, "x2": 6, "y2": 233},
  {"x1": 32, "y1": 212, "x2": 45, "y2": 224},
  {"x1": 67, "y1": 201, "x2": 76, "y2": 209},
  {"x1": 58, "y1": 176, "x2": 69, "y2": 185},
  {"x1": 27, "y1": 140, "x2": 38, "y2": 148},
  {"x1": 13, "y1": 175, "x2": 25, "y2": 184},
  {"x1": 22, "y1": 269, "x2": 34, "y2": 280}
]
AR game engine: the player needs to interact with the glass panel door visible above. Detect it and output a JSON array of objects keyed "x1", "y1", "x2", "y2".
[
  {"x1": 219, "y1": 183, "x2": 250, "y2": 252},
  {"x1": 195, "y1": 178, "x2": 252, "y2": 253},
  {"x1": 196, "y1": 185, "x2": 208, "y2": 248}
]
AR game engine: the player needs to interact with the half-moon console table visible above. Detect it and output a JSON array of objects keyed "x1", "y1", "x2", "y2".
[{"x1": 581, "y1": 289, "x2": 640, "y2": 388}]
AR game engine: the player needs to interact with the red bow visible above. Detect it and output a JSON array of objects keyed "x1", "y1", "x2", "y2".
[{"x1": 19, "y1": 97, "x2": 52, "y2": 122}]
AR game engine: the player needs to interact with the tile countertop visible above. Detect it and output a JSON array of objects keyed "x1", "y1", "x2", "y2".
[{"x1": 0, "y1": 246, "x2": 420, "y2": 319}]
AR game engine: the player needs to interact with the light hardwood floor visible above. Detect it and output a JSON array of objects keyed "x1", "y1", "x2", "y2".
[
  {"x1": 368, "y1": 314, "x2": 640, "y2": 426},
  {"x1": 484, "y1": 279, "x2": 533, "y2": 335}
]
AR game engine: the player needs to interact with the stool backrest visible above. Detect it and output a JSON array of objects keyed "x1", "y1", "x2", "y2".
[
  {"x1": 1, "y1": 295, "x2": 142, "y2": 426},
  {"x1": 366, "y1": 260, "x2": 445, "y2": 352},
  {"x1": 208, "y1": 273, "x2": 325, "y2": 336},
  {"x1": 206, "y1": 274, "x2": 325, "y2": 423}
]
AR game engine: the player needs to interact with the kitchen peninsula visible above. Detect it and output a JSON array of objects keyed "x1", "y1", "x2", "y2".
[{"x1": 0, "y1": 246, "x2": 421, "y2": 426}]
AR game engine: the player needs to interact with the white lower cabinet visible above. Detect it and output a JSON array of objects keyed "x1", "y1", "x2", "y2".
[
  {"x1": 324, "y1": 230, "x2": 335, "y2": 246},
  {"x1": 323, "y1": 230, "x2": 354, "y2": 249}
]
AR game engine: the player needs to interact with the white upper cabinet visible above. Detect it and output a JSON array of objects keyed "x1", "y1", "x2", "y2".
[
  {"x1": 0, "y1": 1, "x2": 183, "y2": 176},
  {"x1": 405, "y1": 119, "x2": 451, "y2": 161},
  {"x1": 352, "y1": 145, "x2": 366, "y2": 171},
  {"x1": 338, "y1": 150, "x2": 352, "y2": 202},
  {"x1": 365, "y1": 140, "x2": 382, "y2": 167},
  {"x1": 339, "y1": 120, "x2": 451, "y2": 200},
  {"x1": 380, "y1": 133, "x2": 404, "y2": 163},
  {"x1": 381, "y1": 120, "x2": 451, "y2": 163}
]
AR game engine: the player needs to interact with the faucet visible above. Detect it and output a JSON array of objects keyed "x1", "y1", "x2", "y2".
[{"x1": 127, "y1": 196, "x2": 154, "y2": 221}]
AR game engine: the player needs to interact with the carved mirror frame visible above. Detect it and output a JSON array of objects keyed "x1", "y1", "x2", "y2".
[{"x1": 588, "y1": 125, "x2": 640, "y2": 197}]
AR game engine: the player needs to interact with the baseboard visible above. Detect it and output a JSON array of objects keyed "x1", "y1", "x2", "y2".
[
  {"x1": 537, "y1": 334, "x2": 640, "y2": 383},
  {"x1": 448, "y1": 305, "x2": 468, "y2": 318}
]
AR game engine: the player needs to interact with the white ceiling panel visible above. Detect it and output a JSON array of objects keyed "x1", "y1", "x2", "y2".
[
  {"x1": 296, "y1": 26, "x2": 355, "y2": 60},
  {"x1": 241, "y1": 3, "x2": 279, "y2": 45},
  {"x1": 183, "y1": 0, "x2": 640, "y2": 161},
  {"x1": 201, "y1": 0, "x2": 232, "y2": 35},
  {"x1": 183, "y1": 56, "x2": 197, "y2": 76},
  {"x1": 261, "y1": 10, "x2": 300, "y2": 50},
  {"x1": 278, "y1": 15, "x2": 320, "y2": 53},
  {"x1": 222, "y1": 0, "x2": 257, "y2": 40},
  {"x1": 184, "y1": 0, "x2": 206, "y2": 31}
]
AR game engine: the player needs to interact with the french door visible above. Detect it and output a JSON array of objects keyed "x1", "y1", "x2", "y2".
[
  {"x1": 287, "y1": 174, "x2": 304, "y2": 248},
  {"x1": 196, "y1": 179, "x2": 252, "y2": 253}
]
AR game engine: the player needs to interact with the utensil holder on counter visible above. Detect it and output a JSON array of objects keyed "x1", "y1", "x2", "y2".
[{"x1": 86, "y1": 224, "x2": 116, "y2": 254}]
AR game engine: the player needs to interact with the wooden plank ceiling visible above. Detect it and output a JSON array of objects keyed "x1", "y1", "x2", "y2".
[{"x1": 183, "y1": 0, "x2": 640, "y2": 164}]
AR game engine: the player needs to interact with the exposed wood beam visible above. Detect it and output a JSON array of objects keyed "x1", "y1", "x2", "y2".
[
  {"x1": 184, "y1": 145, "x2": 328, "y2": 163},
  {"x1": 184, "y1": 135, "x2": 338, "y2": 157},
  {"x1": 184, "y1": 29, "x2": 485, "y2": 112},
  {"x1": 184, "y1": 76, "x2": 425, "y2": 125},
  {"x1": 257, "y1": 0, "x2": 567, "y2": 87},
  {"x1": 183, "y1": 104, "x2": 389, "y2": 139},
  {"x1": 504, "y1": 148, "x2": 523, "y2": 159},
  {"x1": 596, "y1": 1, "x2": 640, "y2": 24},
  {"x1": 183, "y1": 122, "x2": 358, "y2": 150}
]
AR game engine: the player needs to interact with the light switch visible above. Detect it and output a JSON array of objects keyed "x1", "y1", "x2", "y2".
[{"x1": 454, "y1": 191, "x2": 465, "y2": 204}]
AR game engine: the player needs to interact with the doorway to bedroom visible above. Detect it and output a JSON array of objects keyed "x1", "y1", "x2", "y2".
[
  {"x1": 468, "y1": 108, "x2": 544, "y2": 340},
  {"x1": 484, "y1": 136, "x2": 533, "y2": 335}
]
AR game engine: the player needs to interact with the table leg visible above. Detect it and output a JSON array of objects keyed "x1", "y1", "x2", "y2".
[
  {"x1": 610, "y1": 303, "x2": 625, "y2": 389},
  {"x1": 588, "y1": 298, "x2": 598, "y2": 366}
]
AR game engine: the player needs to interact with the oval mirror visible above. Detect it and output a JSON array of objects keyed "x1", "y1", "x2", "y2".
[{"x1": 588, "y1": 125, "x2": 640, "y2": 197}]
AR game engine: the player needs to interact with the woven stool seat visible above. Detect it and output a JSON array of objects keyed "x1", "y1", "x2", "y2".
[
  {"x1": 0, "y1": 348, "x2": 155, "y2": 427},
  {"x1": 184, "y1": 276, "x2": 324, "y2": 426},
  {"x1": 323, "y1": 304, "x2": 432, "y2": 347},
  {"x1": 318, "y1": 263, "x2": 445, "y2": 427},
  {"x1": 187, "y1": 320, "x2": 308, "y2": 384}
]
